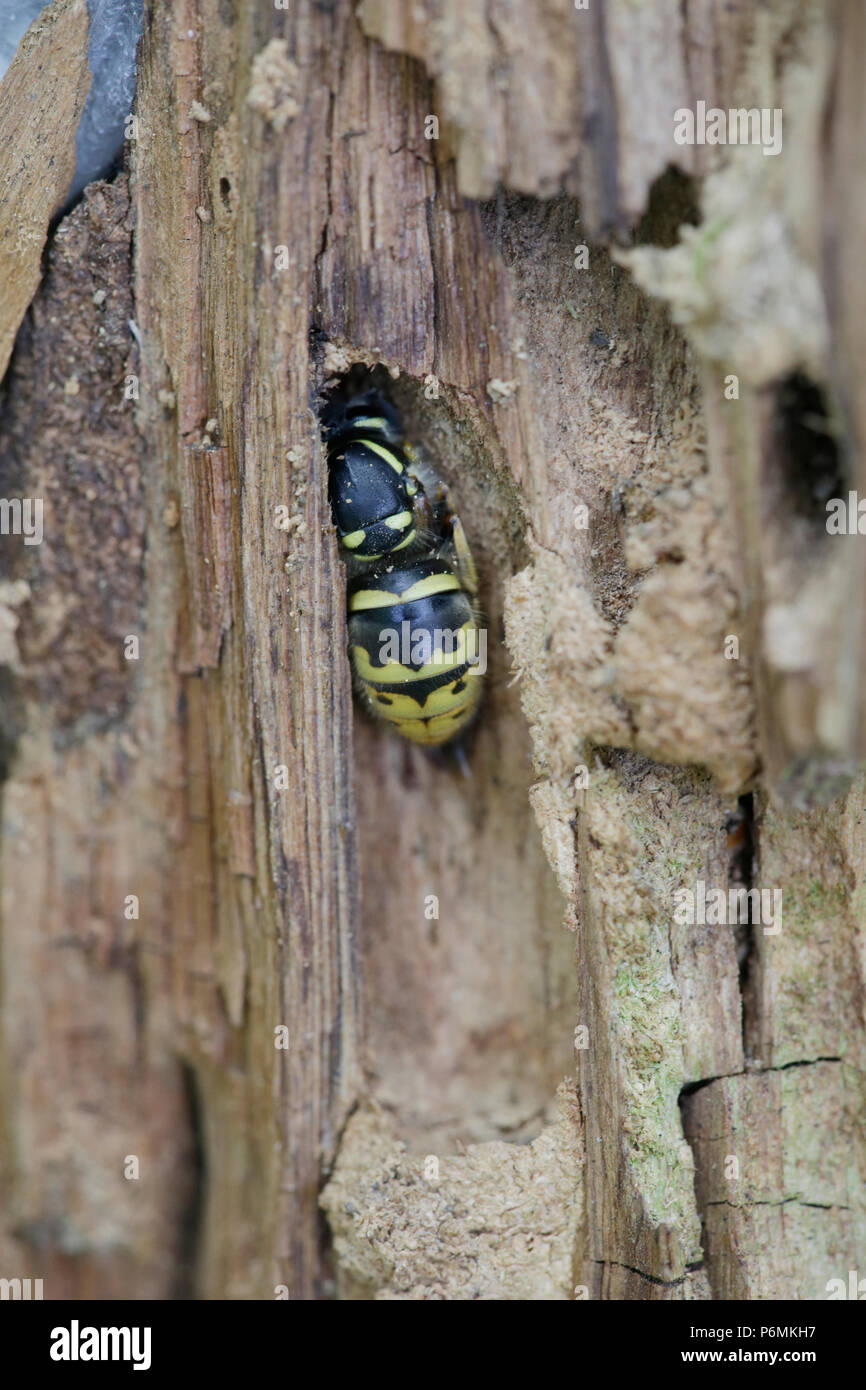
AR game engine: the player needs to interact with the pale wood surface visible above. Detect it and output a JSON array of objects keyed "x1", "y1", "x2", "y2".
[
  {"x1": 0, "y1": 0, "x2": 91, "y2": 381},
  {"x1": 0, "y1": 0, "x2": 864, "y2": 1301}
]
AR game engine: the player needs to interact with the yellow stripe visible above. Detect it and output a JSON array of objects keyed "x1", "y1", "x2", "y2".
[
  {"x1": 350, "y1": 416, "x2": 389, "y2": 432},
  {"x1": 359, "y1": 439, "x2": 403, "y2": 474},
  {"x1": 409, "y1": 710, "x2": 477, "y2": 744},
  {"x1": 418, "y1": 680, "x2": 477, "y2": 718},
  {"x1": 349, "y1": 571, "x2": 461, "y2": 611},
  {"x1": 390, "y1": 529, "x2": 416, "y2": 552},
  {"x1": 351, "y1": 623, "x2": 477, "y2": 681},
  {"x1": 352, "y1": 645, "x2": 469, "y2": 685},
  {"x1": 383, "y1": 511, "x2": 412, "y2": 530},
  {"x1": 365, "y1": 673, "x2": 480, "y2": 720},
  {"x1": 341, "y1": 520, "x2": 413, "y2": 556},
  {"x1": 377, "y1": 691, "x2": 481, "y2": 745}
]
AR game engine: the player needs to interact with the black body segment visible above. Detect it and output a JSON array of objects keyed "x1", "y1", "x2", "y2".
[{"x1": 327, "y1": 436, "x2": 419, "y2": 559}]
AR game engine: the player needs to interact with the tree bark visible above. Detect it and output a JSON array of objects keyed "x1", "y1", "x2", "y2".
[{"x1": 0, "y1": 0, "x2": 864, "y2": 1301}]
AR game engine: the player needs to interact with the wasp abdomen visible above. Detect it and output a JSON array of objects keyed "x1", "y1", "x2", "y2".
[{"x1": 347, "y1": 559, "x2": 483, "y2": 745}]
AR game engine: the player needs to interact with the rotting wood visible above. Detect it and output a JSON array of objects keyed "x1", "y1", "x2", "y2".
[
  {"x1": 0, "y1": 178, "x2": 196, "y2": 1300},
  {"x1": 0, "y1": 0, "x2": 864, "y2": 1303},
  {"x1": 0, "y1": 0, "x2": 91, "y2": 381}
]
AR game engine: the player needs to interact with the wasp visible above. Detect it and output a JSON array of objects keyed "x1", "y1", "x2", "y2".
[{"x1": 324, "y1": 390, "x2": 484, "y2": 746}]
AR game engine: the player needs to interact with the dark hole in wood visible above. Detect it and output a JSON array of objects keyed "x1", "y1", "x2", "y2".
[{"x1": 770, "y1": 371, "x2": 846, "y2": 524}]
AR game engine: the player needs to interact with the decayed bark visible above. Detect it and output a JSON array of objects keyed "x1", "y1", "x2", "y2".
[
  {"x1": 0, "y1": 0, "x2": 90, "y2": 380},
  {"x1": 0, "y1": 178, "x2": 195, "y2": 1299},
  {"x1": 0, "y1": 0, "x2": 864, "y2": 1302}
]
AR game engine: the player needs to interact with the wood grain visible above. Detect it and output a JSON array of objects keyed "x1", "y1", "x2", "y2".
[
  {"x1": 0, "y1": 0, "x2": 91, "y2": 381},
  {"x1": 0, "y1": 0, "x2": 864, "y2": 1302}
]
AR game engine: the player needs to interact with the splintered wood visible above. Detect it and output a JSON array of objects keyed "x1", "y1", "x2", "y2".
[{"x1": 0, "y1": 0, "x2": 864, "y2": 1302}]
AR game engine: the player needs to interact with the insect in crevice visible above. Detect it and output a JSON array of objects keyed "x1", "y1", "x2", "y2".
[{"x1": 323, "y1": 388, "x2": 485, "y2": 747}]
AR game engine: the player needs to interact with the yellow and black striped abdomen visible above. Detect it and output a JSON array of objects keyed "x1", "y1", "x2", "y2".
[{"x1": 347, "y1": 559, "x2": 484, "y2": 746}]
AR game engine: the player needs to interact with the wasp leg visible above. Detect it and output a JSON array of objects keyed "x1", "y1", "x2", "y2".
[
  {"x1": 446, "y1": 512, "x2": 479, "y2": 598},
  {"x1": 423, "y1": 478, "x2": 480, "y2": 597},
  {"x1": 396, "y1": 443, "x2": 438, "y2": 547}
]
